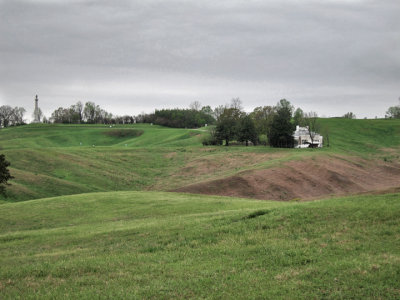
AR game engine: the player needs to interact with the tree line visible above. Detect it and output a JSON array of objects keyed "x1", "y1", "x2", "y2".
[
  {"x1": 48, "y1": 101, "x2": 217, "y2": 127},
  {"x1": 50, "y1": 101, "x2": 115, "y2": 124},
  {"x1": 142, "y1": 107, "x2": 215, "y2": 128},
  {"x1": 2, "y1": 98, "x2": 400, "y2": 130},
  {"x1": 0, "y1": 98, "x2": 331, "y2": 149},
  {"x1": 202, "y1": 98, "x2": 316, "y2": 147},
  {"x1": 0, "y1": 106, "x2": 26, "y2": 128}
]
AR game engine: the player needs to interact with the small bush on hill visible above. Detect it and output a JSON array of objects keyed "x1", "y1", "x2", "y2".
[
  {"x1": 0, "y1": 154, "x2": 13, "y2": 195},
  {"x1": 201, "y1": 128, "x2": 222, "y2": 145}
]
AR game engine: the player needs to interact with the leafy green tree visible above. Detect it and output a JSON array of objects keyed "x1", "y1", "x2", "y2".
[
  {"x1": 269, "y1": 99, "x2": 294, "y2": 148},
  {"x1": 215, "y1": 107, "x2": 242, "y2": 146},
  {"x1": 277, "y1": 99, "x2": 294, "y2": 113},
  {"x1": 201, "y1": 127, "x2": 222, "y2": 146},
  {"x1": 200, "y1": 105, "x2": 214, "y2": 117},
  {"x1": 250, "y1": 106, "x2": 275, "y2": 142},
  {"x1": 293, "y1": 108, "x2": 305, "y2": 126},
  {"x1": 237, "y1": 115, "x2": 258, "y2": 146},
  {"x1": 386, "y1": 106, "x2": 400, "y2": 119},
  {"x1": 213, "y1": 105, "x2": 226, "y2": 120},
  {"x1": 0, "y1": 154, "x2": 13, "y2": 195}
]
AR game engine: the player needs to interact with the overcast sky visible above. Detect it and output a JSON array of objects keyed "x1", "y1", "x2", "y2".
[{"x1": 0, "y1": 0, "x2": 399, "y2": 120}]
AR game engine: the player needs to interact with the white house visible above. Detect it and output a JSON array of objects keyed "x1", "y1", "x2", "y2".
[{"x1": 293, "y1": 125, "x2": 323, "y2": 148}]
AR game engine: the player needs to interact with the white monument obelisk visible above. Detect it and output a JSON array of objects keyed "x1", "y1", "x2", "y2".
[{"x1": 33, "y1": 95, "x2": 40, "y2": 123}]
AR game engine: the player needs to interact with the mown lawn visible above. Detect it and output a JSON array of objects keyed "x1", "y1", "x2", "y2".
[{"x1": 0, "y1": 191, "x2": 399, "y2": 299}]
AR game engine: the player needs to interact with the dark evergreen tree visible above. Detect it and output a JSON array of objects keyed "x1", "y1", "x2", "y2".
[
  {"x1": 0, "y1": 154, "x2": 13, "y2": 195},
  {"x1": 269, "y1": 100, "x2": 295, "y2": 148}
]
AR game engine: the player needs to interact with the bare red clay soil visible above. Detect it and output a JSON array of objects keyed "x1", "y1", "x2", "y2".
[{"x1": 173, "y1": 156, "x2": 400, "y2": 201}]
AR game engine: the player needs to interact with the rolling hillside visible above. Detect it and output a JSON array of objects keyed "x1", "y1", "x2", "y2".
[
  {"x1": 0, "y1": 119, "x2": 399, "y2": 298},
  {"x1": 0, "y1": 119, "x2": 400, "y2": 202},
  {"x1": 0, "y1": 191, "x2": 399, "y2": 298},
  {"x1": 0, "y1": 123, "x2": 202, "y2": 149}
]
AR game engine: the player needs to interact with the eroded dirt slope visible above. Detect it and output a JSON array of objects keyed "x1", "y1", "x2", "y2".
[{"x1": 173, "y1": 155, "x2": 400, "y2": 201}]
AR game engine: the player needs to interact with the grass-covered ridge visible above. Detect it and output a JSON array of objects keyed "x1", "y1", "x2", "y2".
[
  {"x1": 1, "y1": 118, "x2": 400, "y2": 151},
  {"x1": 0, "y1": 191, "x2": 399, "y2": 299},
  {"x1": 0, "y1": 118, "x2": 399, "y2": 202},
  {"x1": 0, "y1": 123, "x2": 203, "y2": 149},
  {"x1": 0, "y1": 119, "x2": 399, "y2": 298},
  {"x1": 320, "y1": 118, "x2": 400, "y2": 154}
]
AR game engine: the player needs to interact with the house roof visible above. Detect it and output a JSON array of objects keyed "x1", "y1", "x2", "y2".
[{"x1": 293, "y1": 126, "x2": 321, "y2": 138}]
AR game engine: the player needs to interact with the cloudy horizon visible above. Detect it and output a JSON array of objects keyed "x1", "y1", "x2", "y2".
[{"x1": 1, "y1": 0, "x2": 399, "y2": 120}]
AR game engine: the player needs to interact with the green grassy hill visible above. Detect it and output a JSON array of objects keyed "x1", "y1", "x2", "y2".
[
  {"x1": 319, "y1": 118, "x2": 400, "y2": 154},
  {"x1": 0, "y1": 124, "x2": 205, "y2": 201},
  {"x1": 0, "y1": 123, "x2": 203, "y2": 149},
  {"x1": 0, "y1": 119, "x2": 399, "y2": 298},
  {"x1": 2, "y1": 118, "x2": 399, "y2": 151},
  {"x1": 0, "y1": 191, "x2": 399, "y2": 299},
  {"x1": 0, "y1": 119, "x2": 399, "y2": 202}
]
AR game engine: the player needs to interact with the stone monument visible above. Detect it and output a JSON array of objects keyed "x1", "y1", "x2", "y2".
[{"x1": 33, "y1": 95, "x2": 41, "y2": 123}]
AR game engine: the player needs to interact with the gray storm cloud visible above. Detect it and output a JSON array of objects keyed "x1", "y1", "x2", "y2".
[{"x1": 0, "y1": 0, "x2": 399, "y2": 118}]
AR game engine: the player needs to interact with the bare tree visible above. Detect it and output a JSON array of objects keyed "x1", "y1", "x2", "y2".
[
  {"x1": 0, "y1": 106, "x2": 13, "y2": 127},
  {"x1": 13, "y1": 107, "x2": 26, "y2": 124},
  {"x1": 213, "y1": 105, "x2": 226, "y2": 119},
  {"x1": 189, "y1": 101, "x2": 202, "y2": 111},
  {"x1": 83, "y1": 102, "x2": 96, "y2": 123},
  {"x1": 343, "y1": 112, "x2": 356, "y2": 119},
  {"x1": 304, "y1": 111, "x2": 320, "y2": 147},
  {"x1": 0, "y1": 106, "x2": 26, "y2": 127},
  {"x1": 230, "y1": 97, "x2": 243, "y2": 111},
  {"x1": 74, "y1": 101, "x2": 83, "y2": 123}
]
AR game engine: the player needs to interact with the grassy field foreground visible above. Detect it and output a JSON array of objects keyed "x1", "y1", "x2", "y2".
[{"x1": 1, "y1": 191, "x2": 399, "y2": 299}]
